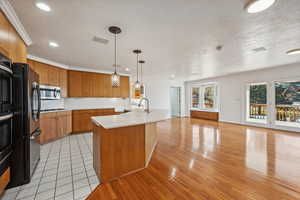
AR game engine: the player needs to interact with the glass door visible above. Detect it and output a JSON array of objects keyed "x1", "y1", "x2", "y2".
[
  {"x1": 191, "y1": 87, "x2": 200, "y2": 109},
  {"x1": 246, "y1": 83, "x2": 268, "y2": 124},
  {"x1": 274, "y1": 81, "x2": 300, "y2": 128}
]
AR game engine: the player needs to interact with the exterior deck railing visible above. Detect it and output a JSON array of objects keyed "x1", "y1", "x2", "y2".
[{"x1": 249, "y1": 104, "x2": 300, "y2": 122}]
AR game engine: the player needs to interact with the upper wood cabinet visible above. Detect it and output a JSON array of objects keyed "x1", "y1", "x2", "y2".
[
  {"x1": 68, "y1": 70, "x2": 82, "y2": 97},
  {"x1": 28, "y1": 59, "x2": 68, "y2": 97},
  {"x1": 121, "y1": 76, "x2": 130, "y2": 98},
  {"x1": 68, "y1": 70, "x2": 130, "y2": 98},
  {"x1": 0, "y1": 10, "x2": 27, "y2": 63},
  {"x1": 59, "y1": 69, "x2": 68, "y2": 97}
]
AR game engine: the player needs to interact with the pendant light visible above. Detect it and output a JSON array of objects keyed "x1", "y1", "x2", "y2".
[
  {"x1": 139, "y1": 60, "x2": 145, "y2": 95},
  {"x1": 109, "y1": 26, "x2": 121, "y2": 88},
  {"x1": 133, "y1": 49, "x2": 142, "y2": 90}
]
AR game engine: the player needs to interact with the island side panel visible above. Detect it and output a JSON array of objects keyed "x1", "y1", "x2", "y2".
[
  {"x1": 95, "y1": 124, "x2": 146, "y2": 183},
  {"x1": 145, "y1": 122, "x2": 159, "y2": 166},
  {"x1": 92, "y1": 124, "x2": 102, "y2": 179}
]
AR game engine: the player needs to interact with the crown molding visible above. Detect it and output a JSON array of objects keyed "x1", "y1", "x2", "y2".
[
  {"x1": 27, "y1": 54, "x2": 131, "y2": 76},
  {"x1": 0, "y1": 0, "x2": 32, "y2": 46},
  {"x1": 27, "y1": 54, "x2": 69, "y2": 69},
  {"x1": 70, "y1": 66, "x2": 130, "y2": 77}
]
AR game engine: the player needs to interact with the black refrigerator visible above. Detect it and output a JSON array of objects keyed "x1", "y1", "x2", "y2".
[{"x1": 8, "y1": 63, "x2": 41, "y2": 188}]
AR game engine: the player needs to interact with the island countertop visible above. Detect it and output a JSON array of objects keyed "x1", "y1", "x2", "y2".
[{"x1": 91, "y1": 109, "x2": 171, "y2": 129}]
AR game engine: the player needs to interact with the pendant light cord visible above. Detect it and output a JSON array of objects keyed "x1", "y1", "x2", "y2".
[
  {"x1": 114, "y1": 34, "x2": 117, "y2": 73},
  {"x1": 140, "y1": 62, "x2": 143, "y2": 83},
  {"x1": 136, "y1": 53, "x2": 139, "y2": 82}
]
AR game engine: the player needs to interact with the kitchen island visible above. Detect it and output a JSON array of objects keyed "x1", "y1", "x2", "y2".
[{"x1": 91, "y1": 109, "x2": 170, "y2": 183}]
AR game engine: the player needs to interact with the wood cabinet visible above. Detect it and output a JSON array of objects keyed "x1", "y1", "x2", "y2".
[
  {"x1": 67, "y1": 70, "x2": 82, "y2": 97},
  {"x1": 59, "y1": 69, "x2": 68, "y2": 97},
  {"x1": 68, "y1": 70, "x2": 130, "y2": 98},
  {"x1": 190, "y1": 110, "x2": 219, "y2": 121},
  {"x1": 40, "y1": 111, "x2": 72, "y2": 144},
  {"x1": 0, "y1": 10, "x2": 27, "y2": 63},
  {"x1": 72, "y1": 109, "x2": 116, "y2": 134},
  {"x1": 28, "y1": 59, "x2": 68, "y2": 97},
  {"x1": 0, "y1": 168, "x2": 10, "y2": 196}
]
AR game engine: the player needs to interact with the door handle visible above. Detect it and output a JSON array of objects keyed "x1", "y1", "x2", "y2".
[
  {"x1": 0, "y1": 64, "x2": 13, "y2": 74},
  {"x1": 0, "y1": 113, "x2": 13, "y2": 122},
  {"x1": 30, "y1": 128, "x2": 42, "y2": 140}
]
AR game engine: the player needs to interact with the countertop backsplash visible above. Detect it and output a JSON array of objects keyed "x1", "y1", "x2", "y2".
[
  {"x1": 41, "y1": 99, "x2": 65, "y2": 111},
  {"x1": 41, "y1": 98, "x2": 132, "y2": 112},
  {"x1": 64, "y1": 98, "x2": 131, "y2": 112}
]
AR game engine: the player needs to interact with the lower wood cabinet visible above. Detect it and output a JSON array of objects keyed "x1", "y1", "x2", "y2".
[
  {"x1": 40, "y1": 111, "x2": 72, "y2": 144},
  {"x1": 0, "y1": 168, "x2": 10, "y2": 196},
  {"x1": 72, "y1": 109, "x2": 116, "y2": 134},
  {"x1": 190, "y1": 110, "x2": 219, "y2": 121}
]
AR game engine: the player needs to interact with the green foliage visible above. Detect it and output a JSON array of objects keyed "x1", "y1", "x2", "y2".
[
  {"x1": 275, "y1": 82, "x2": 300, "y2": 105},
  {"x1": 250, "y1": 85, "x2": 267, "y2": 104}
]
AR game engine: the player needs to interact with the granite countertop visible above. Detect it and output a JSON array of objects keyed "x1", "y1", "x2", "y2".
[
  {"x1": 40, "y1": 107, "x2": 116, "y2": 113},
  {"x1": 40, "y1": 109, "x2": 71, "y2": 113},
  {"x1": 91, "y1": 109, "x2": 171, "y2": 129}
]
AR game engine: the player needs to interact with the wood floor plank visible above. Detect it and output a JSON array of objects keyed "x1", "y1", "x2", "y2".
[{"x1": 87, "y1": 118, "x2": 300, "y2": 200}]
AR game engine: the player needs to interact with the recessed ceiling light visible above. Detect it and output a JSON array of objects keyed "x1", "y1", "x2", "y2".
[
  {"x1": 125, "y1": 68, "x2": 130, "y2": 72},
  {"x1": 49, "y1": 41, "x2": 59, "y2": 48},
  {"x1": 245, "y1": 0, "x2": 276, "y2": 13},
  {"x1": 286, "y1": 49, "x2": 300, "y2": 55},
  {"x1": 170, "y1": 74, "x2": 175, "y2": 79},
  {"x1": 35, "y1": 1, "x2": 51, "y2": 12}
]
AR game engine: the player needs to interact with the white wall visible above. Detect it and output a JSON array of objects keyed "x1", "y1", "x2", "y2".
[
  {"x1": 135, "y1": 78, "x2": 186, "y2": 116},
  {"x1": 185, "y1": 62, "x2": 300, "y2": 132}
]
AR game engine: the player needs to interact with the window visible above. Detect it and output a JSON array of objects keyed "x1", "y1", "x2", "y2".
[
  {"x1": 204, "y1": 85, "x2": 215, "y2": 109},
  {"x1": 246, "y1": 83, "x2": 267, "y2": 124},
  {"x1": 275, "y1": 81, "x2": 300, "y2": 127},
  {"x1": 191, "y1": 84, "x2": 217, "y2": 111},
  {"x1": 192, "y1": 88, "x2": 200, "y2": 108}
]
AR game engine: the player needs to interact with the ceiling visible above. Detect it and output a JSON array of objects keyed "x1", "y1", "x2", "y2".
[{"x1": 10, "y1": 0, "x2": 300, "y2": 81}]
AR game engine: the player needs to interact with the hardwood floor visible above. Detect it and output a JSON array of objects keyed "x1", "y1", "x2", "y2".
[{"x1": 87, "y1": 118, "x2": 300, "y2": 200}]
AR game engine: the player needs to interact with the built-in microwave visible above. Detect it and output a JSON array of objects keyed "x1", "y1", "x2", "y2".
[{"x1": 40, "y1": 85, "x2": 61, "y2": 100}]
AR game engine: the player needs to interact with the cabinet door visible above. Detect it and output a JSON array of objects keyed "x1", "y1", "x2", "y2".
[
  {"x1": 103, "y1": 74, "x2": 112, "y2": 97},
  {"x1": 93, "y1": 73, "x2": 104, "y2": 97},
  {"x1": 66, "y1": 113, "x2": 72, "y2": 134},
  {"x1": 56, "y1": 115, "x2": 65, "y2": 138},
  {"x1": 48, "y1": 66, "x2": 60, "y2": 86},
  {"x1": 0, "y1": 11, "x2": 10, "y2": 54},
  {"x1": 68, "y1": 70, "x2": 82, "y2": 97},
  {"x1": 27, "y1": 59, "x2": 36, "y2": 72},
  {"x1": 81, "y1": 72, "x2": 93, "y2": 97},
  {"x1": 59, "y1": 69, "x2": 68, "y2": 97},
  {"x1": 34, "y1": 62, "x2": 49, "y2": 85},
  {"x1": 72, "y1": 112, "x2": 90, "y2": 133},
  {"x1": 121, "y1": 76, "x2": 130, "y2": 98},
  {"x1": 72, "y1": 111, "x2": 93, "y2": 133},
  {"x1": 40, "y1": 117, "x2": 57, "y2": 144}
]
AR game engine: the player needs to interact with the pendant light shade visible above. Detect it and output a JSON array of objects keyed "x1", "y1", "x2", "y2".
[
  {"x1": 111, "y1": 71, "x2": 120, "y2": 87},
  {"x1": 139, "y1": 60, "x2": 145, "y2": 95},
  {"x1": 109, "y1": 26, "x2": 121, "y2": 88},
  {"x1": 133, "y1": 49, "x2": 142, "y2": 90}
]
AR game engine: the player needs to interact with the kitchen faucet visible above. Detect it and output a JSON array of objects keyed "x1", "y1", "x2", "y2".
[{"x1": 138, "y1": 97, "x2": 150, "y2": 113}]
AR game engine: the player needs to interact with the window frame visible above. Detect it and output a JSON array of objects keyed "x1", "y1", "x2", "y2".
[
  {"x1": 245, "y1": 82, "x2": 268, "y2": 125},
  {"x1": 190, "y1": 83, "x2": 218, "y2": 112},
  {"x1": 273, "y1": 79, "x2": 300, "y2": 128}
]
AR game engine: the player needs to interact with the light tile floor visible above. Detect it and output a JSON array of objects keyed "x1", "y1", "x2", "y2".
[{"x1": 1, "y1": 133, "x2": 99, "y2": 200}]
